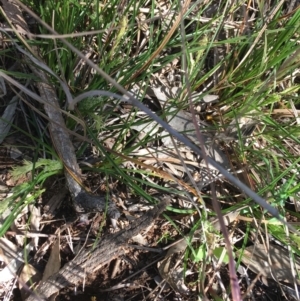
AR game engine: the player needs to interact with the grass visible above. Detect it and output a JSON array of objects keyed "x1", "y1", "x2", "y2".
[{"x1": 1, "y1": 0, "x2": 300, "y2": 299}]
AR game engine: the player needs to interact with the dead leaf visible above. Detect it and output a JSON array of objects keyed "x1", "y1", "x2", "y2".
[
  {"x1": 0, "y1": 237, "x2": 22, "y2": 282},
  {"x1": 29, "y1": 205, "x2": 41, "y2": 250},
  {"x1": 210, "y1": 207, "x2": 244, "y2": 232},
  {"x1": 42, "y1": 234, "x2": 61, "y2": 281},
  {"x1": 158, "y1": 239, "x2": 191, "y2": 295},
  {"x1": 10, "y1": 147, "x2": 23, "y2": 160},
  {"x1": 239, "y1": 243, "x2": 300, "y2": 285},
  {"x1": 7, "y1": 204, "x2": 41, "y2": 252},
  {"x1": 0, "y1": 96, "x2": 18, "y2": 145},
  {"x1": 131, "y1": 233, "x2": 147, "y2": 245},
  {"x1": 18, "y1": 263, "x2": 41, "y2": 300},
  {"x1": 10, "y1": 222, "x2": 25, "y2": 247},
  {"x1": 0, "y1": 238, "x2": 33, "y2": 283},
  {"x1": 131, "y1": 86, "x2": 229, "y2": 169}
]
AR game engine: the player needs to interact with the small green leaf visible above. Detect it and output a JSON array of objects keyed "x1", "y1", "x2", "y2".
[
  {"x1": 192, "y1": 244, "x2": 206, "y2": 263},
  {"x1": 213, "y1": 247, "x2": 231, "y2": 265},
  {"x1": 11, "y1": 159, "x2": 63, "y2": 181}
]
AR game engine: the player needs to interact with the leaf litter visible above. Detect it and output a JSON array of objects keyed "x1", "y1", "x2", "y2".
[{"x1": 0, "y1": 0, "x2": 300, "y2": 300}]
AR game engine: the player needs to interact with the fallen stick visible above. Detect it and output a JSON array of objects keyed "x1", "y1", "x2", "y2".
[{"x1": 26, "y1": 198, "x2": 168, "y2": 301}]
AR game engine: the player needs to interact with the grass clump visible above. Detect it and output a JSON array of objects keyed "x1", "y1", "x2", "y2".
[{"x1": 0, "y1": 0, "x2": 300, "y2": 299}]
